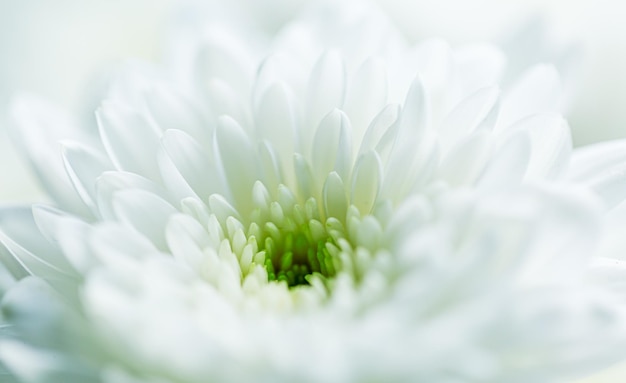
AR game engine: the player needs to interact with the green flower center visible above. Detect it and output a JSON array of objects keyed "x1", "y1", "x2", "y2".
[
  {"x1": 261, "y1": 221, "x2": 337, "y2": 287},
  {"x1": 247, "y1": 191, "x2": 343, "y2": 288}
]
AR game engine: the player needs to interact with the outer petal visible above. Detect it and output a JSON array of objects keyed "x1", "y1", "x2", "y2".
[
  {"x1": 499, "y1": 64, "x2": 561, "y2": 128},
  {"x1": 96, "y1": 101, "x2": 162, "y2": 182},
  {"x1": 0, "y1": 207, "x2": 76, "y2": 282},
  {"x1": 568, "y1": 139, "x2": 626, "y2": 209},
  {"x1": 8, "y1": 96, "x2": 91, "y2": 216}
]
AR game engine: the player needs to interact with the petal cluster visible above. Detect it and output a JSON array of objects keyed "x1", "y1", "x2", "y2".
[{"x1": 1, "y1": 2, "x2": 626, "y2": 383}]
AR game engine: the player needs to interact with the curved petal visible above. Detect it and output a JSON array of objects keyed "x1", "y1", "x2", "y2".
[
  {"x1": 111, "y1": 189, "x2": 178, "y2": 251},
  {"x1": 311, "y1": 109, "x2": 352, "y2": 187},
  {"x1": 499, "y1": 64, "x2": 561, "y2": 128},
  {"x1": 96, "y1": 101, "x2": 162, "y2": 181},
  {"x1": 255, "y1": 82, "x2": 299, "y2": 185},
  {"x1": 305, "y1": 51, "x2": 346, "y2": 148},
  {"x1": 8, "y1": 95, "x2": 90, "y2": 216},
  {"x1": 344, "y1": 57, "x2": 388, "y2": 146},
  {"x1": 0, "y1": 207, "x2": 76, "y2": 281},
  {"x1": 61, "y1": 141, "x2": 113, "y2": 215},
  {"x1": 158, "y1": 129, "x2": 221, "y2": 203},
  {"x1": 215, "y1": 116, "x2": 260, "y2": 215}
]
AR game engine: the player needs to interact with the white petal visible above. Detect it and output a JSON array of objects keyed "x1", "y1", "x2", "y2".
[
  {"x1": 8, "y1": 95, "x2": 90, "y2": 215},
  {"x1": 438, "y1": 131, "x2": 493, "y2": 187},
  {"x1": 294, "y1": 153, "x2": 315, "y2": 201},
  {"x1": 351, "y1": 151, "x2": 382, "y2": 215},
  {"x1": 0, "y1": 284, "x2": 98, "y2": 383},
  {"x1": 382, "y1": 77, "x2": 437, "y2": 199},
  {"x1": 0, "y1": 207, "x2": 76, "y2": 280},
  {"x1": 252, "y1": 53, "x2": 307, "y2": 111},
  {"x1": 89, "y1": 223, "x2": 161, "y2": 270},
  {"x1": 358, "y1": 104, "x2": 400, "y2": 157},
  {"x1": 512, "y1": 114, "x2": 572, "y2": 181},
  {"x1": 61, "y1": 141, "x2": 113, "y2": 214},
  {"x1": 196, "y1": 39, "x2": 253, "y2": 101},
  {"x1": 145, "y1": 84, "x2": 212, "y2": 146},
  {"x1": 311, "y1": 109, "x2": 352, "y2": 186},
  {"x1": 323, "y1": 172, "x2": 348, "y2": 222},
  {"x1": 258, "y1": 141, "x2": 284, "y2": 194},
  {"x1": 356, "y1": 216, "x2": 383, "y2": 253},
  {"x1": 499, "y1": 64, "x2": 561, "y2": 127},
  {"x1": 569, "y1": 140, "x2": 626, "y2": 182},
  {"x1": 215, "y1": 116, "x2": 260, "y2": 214},
  {"x1": 32, "y1": 205, "x2": 96, "y2": 273},
  {"x1": 439, "y1": 86, "x2": 500, "y2": 152},
  {"x1": 208, "y1": 194, "x2": 242, "y2": 227},
  {"x1": 159, "y1": 129, "x2": 221, "y2": 203},
  {"x1": 166, "y1": 214, "x2": 212, "y2": 271},
  {"x1": 180, "y1": 197, "x2": 212, "y2": 228},
  {"x1": 344, "y1": 58, "x2": 388, "y2": 146},
  {"x1": 205, "y1": 79, "x2": 251, "y2": 132},
  {"x1": 255, "y1": 82, "x2": 299, "y2": 184},
  {"x1": 384, "y1": 196, "x2": 432, "y2": 250},
  {"x1": 396, "y1": 39, "x2": 451, "y2": 101},
  {"x1": 96, "y1": 101, "x2": 162, "y2": 181},
  {"x1": 397, "y1": 76, "x2": 430, "y2": 141},
  {"x1": 447, "y1": 44, "x2": 505, "y2": 108},
  {"x1": 111, "y1": 189, "x2": 178, "y2": 251},
  {"x1": 306, "y1": 51, "x2": 346, "y2": 143},
  {"x1": 477, "y1": 130, "x2": 531, "y2": 191},
  {"x1": 505, "y1": 187, "x2": 602, "y2": 284},
  {"x1": 568, "y1": 140, "x2": 626, "y2": 209},
  {"x1": 95, "y1": 171, "x2": 169, "y2": 221}
]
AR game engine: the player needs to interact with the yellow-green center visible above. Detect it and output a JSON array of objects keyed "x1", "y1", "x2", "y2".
[{"x1": 247, "y1": 195, "x2": 342, "y2": 288}]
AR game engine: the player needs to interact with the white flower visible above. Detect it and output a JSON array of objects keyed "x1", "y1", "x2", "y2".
[{"x1": 1, "y1": 2, "x2": 626, "y2": 383}]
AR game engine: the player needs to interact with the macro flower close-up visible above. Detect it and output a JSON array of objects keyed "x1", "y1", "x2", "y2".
[{"x1": 2, "y1": 1, "x2": 626, "y2": 382}]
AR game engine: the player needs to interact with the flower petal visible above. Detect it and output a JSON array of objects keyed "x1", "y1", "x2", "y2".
[
  {"x1": 382, "y1": 77, "x2": 437, "y2": 200},
  {"x1": 351, "y1": 151, "x2": 382, "y2": 215},
  {"x1": 358, "y1": 104, "x2": 400, "y2": 157},
  {"x1": 166, "y1": 214, "x2": 214, "y2": 272},
  {"x1": 438, "y1": 130, "x2": 493, "y2": 187},
  {"x1": 96, "y1": 101, "x2": 162, "y2": 181},
  {"x1": 323, "y1": 172, "x2": 348, "y2": 222},
  {"x1": 215, "y1": 116, "x2": 260, "y2": 214},
  {"x1": 306, "y1": 51, "x2": 346, "y2": 145},
  {"x1": 568, "y1": 140, "x2": 626, "y2": 209},
  {"x1": 61, "y1": 141, "x2": 113, "y2": 215},
  {"x1": 447, "y1": 44, "x2": 505, "y2": 108},
  {"x1": 255, "y1": 82, "x2": 299, "y2": 184},
  {"x1": 477, "y1": 130, "x2": 531, "y2": 191},
  {"x1": 311, "y1": 109, "x2": 352, "y2": 186},
  {"x1": 499, "y1": 64, "x2": 561, "y2": 127},
  {"x1": 145, "y1": 84, "x2": 213, "y2": 146},
  {"x1": 0, "y1": 207, "x2": 76, "y2": 280},
  {"x1": 8, "y1": 95, "x2": 90, "y2": 216},
  {"x1": 95, "y1": 171, "x2": 170, "y2": 221},
  {"x1": 89, "y1": 224, "x2": 161, "y2": 270},
  {"x1": 159, "y1": 129, "x2": 221, "y2": 203},
  {"x1": 111, "y1": 189, "x2": 178, "y2": 251},
  {"x1": 32, "y1": 205, "x2": 96, "y2": 273},
  {"x1": 196, "y1": 39, "x2": 253, "y2": 102},
  {"x1": 513, "y1": 114, "x2": 572, "y2": 181},
  {"x1": 344, "y1": 58, "x2": 388, "y2": 146},
  {"x1": 205, "y1": 79, "x2": 251, "y2": 132},
  {"x1": 439, "y1": 86, "x2": 500, "y2": 152}
]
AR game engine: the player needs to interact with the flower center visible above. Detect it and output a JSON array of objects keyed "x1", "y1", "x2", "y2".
[
  {"x1": 260, "y1": 221, "x2": 337, "y2": 287},
  {"x1": 247, "y1": 185, "x2": 343, "y2": 288}
]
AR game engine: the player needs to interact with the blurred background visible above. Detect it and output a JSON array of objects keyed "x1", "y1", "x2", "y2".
[{"x1": 0, "y1": 0, "x2": 625, "y2": 380}]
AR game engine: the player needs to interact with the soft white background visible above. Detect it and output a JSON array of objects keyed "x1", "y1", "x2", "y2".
[{"x1": 0, "y1": 1, "x2": 625, "y2": 379}]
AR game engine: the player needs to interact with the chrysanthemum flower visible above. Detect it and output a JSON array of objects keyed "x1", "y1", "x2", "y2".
[{"x1": 1, "y1": 2, "x2": 626, "y2": 383}]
